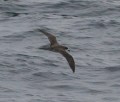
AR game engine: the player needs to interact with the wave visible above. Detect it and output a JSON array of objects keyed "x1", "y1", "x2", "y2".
[{"x1": 105, "y1": 66, "x2": 120, "y2": 72}]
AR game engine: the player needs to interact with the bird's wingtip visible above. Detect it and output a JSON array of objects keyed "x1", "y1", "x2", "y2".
[{"x1": 72, "y1": 68, "x2": 75, "y2": 73}]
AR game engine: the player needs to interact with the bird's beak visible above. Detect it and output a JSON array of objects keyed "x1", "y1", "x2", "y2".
[{"x1": 67, "y1": 49, "x2": 70, "y2": 52}]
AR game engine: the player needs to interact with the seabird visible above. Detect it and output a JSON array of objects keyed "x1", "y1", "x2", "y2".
[{"x1": 39, "y1": 29, "x2": 75, "y2": 73}]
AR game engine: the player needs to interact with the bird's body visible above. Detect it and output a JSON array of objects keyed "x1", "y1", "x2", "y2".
[{"x1": 39, "y1": 29, "x2": 75, "y2": 73}]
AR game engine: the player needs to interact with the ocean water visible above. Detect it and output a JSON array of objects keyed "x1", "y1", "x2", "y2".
[{"x1": 0, "y1": 0, "x2": 120, "y2": 102}]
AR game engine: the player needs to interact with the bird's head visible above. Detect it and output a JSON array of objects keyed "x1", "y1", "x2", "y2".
[{"x1": 64, "y1": 47, "x2": 70, "y2": 52}]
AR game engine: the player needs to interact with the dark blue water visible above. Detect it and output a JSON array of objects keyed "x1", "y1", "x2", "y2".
[{"x1": 0, "y1": 0, "x2": 120, "y2": 102}]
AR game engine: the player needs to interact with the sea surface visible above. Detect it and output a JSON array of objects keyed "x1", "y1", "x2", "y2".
[{"x1": 0, "y1": 0, "x2": 120, "y2": 102}]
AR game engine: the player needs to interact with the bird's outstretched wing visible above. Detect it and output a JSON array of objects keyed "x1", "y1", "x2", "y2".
[
  {"x1": 59, "y1": 50, "x2": 75, "y2": 73},
  {"x1": 38, "y1": 29, "x2": 58, "y2": 45}
]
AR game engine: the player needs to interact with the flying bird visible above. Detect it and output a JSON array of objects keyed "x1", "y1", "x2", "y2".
[{"x1": 39, "y1": 29, "x2": 75, "y2": 73}]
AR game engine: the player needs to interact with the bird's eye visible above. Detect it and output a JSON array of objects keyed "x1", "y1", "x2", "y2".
[{"x1": 65, "y1": 47, "x2": 68, "y2": 49}]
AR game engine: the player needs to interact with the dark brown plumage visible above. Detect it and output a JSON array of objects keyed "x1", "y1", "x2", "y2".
[{"x1": 39, "y1": 29, "x2": 75, "y2": 73}]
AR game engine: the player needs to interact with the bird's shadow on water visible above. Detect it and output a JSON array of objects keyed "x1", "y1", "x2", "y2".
[
  {"x1": 104, "y1": 66, "x2": 120, "y2": 72},
  {"x1": 39, "y1": 44, "x2": 70, "y2": 52},
  {"x1": 38, "y1": 44, "x2": 52, "y2": 51}
]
